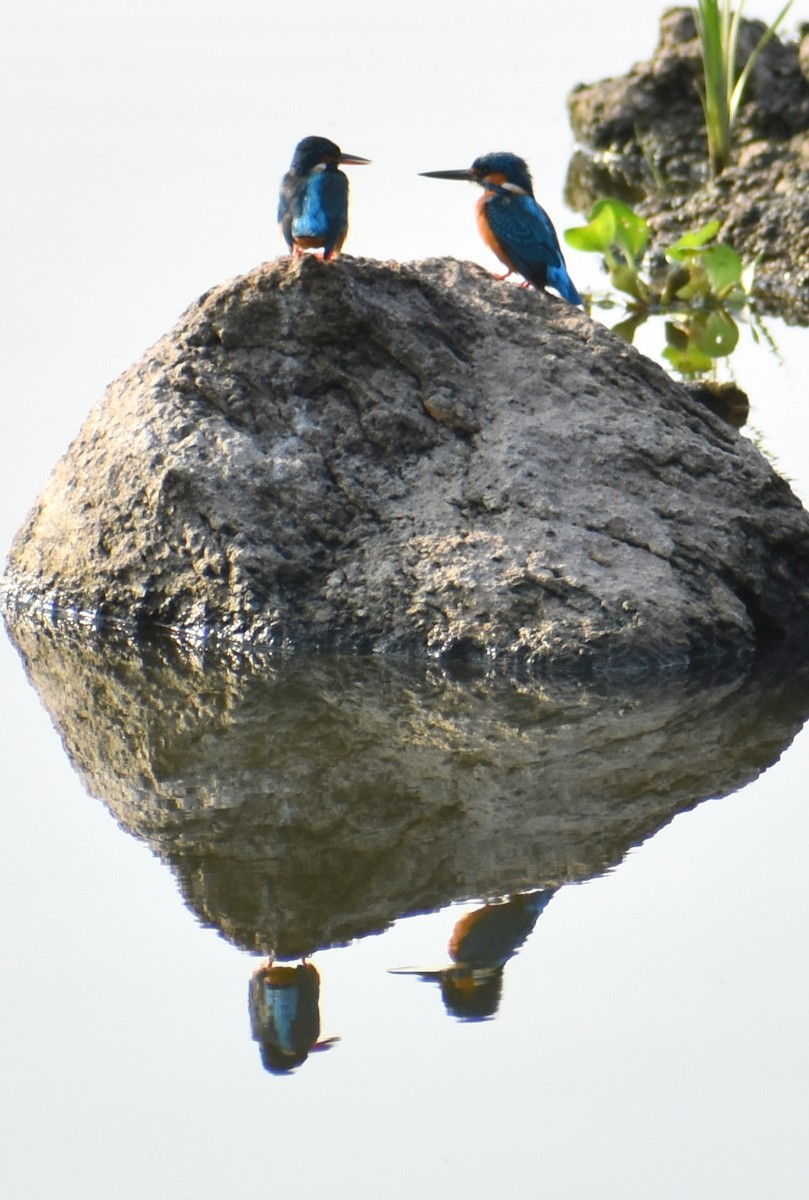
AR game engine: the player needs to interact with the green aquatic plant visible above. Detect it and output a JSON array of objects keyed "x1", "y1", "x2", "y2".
[
  {"x1": 694, "y1": 0, "x2": 795, "y2": 175},
  {"x1": 564, "y1": 197, "x2": 762, "y2": 375},
  {"x1": 564, "y1": 197, "x2": 652, "y2": 303}
]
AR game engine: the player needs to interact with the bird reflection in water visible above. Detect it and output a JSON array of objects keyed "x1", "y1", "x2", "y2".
[
  {"x1": 249, "y1": 960, "x2": 339, "y2": 1074},
  {"x1": 393, "y1": 889, "x2": 558, "y2": 1020}
]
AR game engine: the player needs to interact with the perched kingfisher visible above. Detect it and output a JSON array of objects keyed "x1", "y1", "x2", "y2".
[
  {"x1": 278, "y1": 135, "x2": 370, "y2": 260},
  {"x1": 420, "y1": 152, "x2": 581, "y2": 305}
]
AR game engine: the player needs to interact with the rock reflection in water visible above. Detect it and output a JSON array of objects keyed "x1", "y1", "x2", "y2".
[
  {"x1": 5, "y1": 609, "x2": 809, "y2": 972},
  {"x1": 392, "y1": 888, "x2": 558, "y2": 1020}
]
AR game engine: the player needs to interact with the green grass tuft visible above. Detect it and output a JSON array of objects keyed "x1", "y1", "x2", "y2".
[{"x1": 694, "y1": 0, "x2": 795, "y2": 175}]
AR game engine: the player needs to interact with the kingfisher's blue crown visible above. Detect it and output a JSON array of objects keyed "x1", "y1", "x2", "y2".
[
  {"x1": 290, "y1": 135, "x2": 343, "y2": 173},
  {"x1": 471, "y1": 152, "x2": 534, "y2": 196}
]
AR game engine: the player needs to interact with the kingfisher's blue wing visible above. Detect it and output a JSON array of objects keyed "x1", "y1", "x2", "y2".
[
  {"x1": 487, "y1": 193, "x2": 581, "y2": 303},
  {"x1": 291, "y1": 171, "x2": 349, "y2": 256},
  {"x1": 487, "y1": 193, "x2": 563, "y2": 269}
]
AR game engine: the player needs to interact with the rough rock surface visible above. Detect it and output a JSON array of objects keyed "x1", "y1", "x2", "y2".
[
  {"x1": 6, "y1": 613, "x2": 809, "y2": 957},
  {"x1": 567, "y1": 8, "x2": 809, "y2": 320},
  {"x1": 4, "y1": 254, "x2": 809, "y2": 675}
]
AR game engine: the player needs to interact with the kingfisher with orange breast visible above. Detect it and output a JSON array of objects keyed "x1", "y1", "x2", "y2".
[
  {"x1": 278, "y1": 135, "x2": 370, "y2": 260},
  {"x1": 421, "y1": 151, "x2": 581, "y2": 305},
  {"x1": 391, "y1": 888, "x2": 559, "y2": 1020}
]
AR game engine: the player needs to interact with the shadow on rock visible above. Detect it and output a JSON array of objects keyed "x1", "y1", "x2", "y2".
[{"x1": 5, "y1": 608, "x2": 809, "y2": 958}]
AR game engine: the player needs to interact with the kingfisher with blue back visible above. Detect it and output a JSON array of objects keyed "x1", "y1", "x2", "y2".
[
  {"x1": 278, "y1": 135, "x2": 370, "y2": 260},
  {"x1": 420, "y1": 152, "x2": 581, "y2": 305}
]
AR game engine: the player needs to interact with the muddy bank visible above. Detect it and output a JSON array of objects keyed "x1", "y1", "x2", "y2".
[{"x1": 567, "y1": 7, "x2": 809, "y2": 322}]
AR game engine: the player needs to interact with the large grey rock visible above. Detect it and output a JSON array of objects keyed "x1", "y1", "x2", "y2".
[{"x1": 4, "y1": 254, "x2": 809, "y2": 675}]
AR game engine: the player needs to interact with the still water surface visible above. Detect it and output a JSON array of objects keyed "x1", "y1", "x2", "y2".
[
  {"x1": 3, "y1": 2, "x2": 809, "y2": 1197},
  {"x1": 3, "y1": 620, "x2": 809, "y2": 1199}
]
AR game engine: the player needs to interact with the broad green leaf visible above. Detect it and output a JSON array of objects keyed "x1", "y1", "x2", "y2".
[
  {"x1": 564, "y1": 199, "x2": 650, "y2": 265},
  {"x1": 692, "y1": 308, "x2": 739, "y2": 357},
  {"x1": 592, "y1": 198, "x2": 650, "y2": 262},
  {"x1": 670, "y1": 264, "x2": 711, "y2": 302},
  {"x1": 666, "y1": 221, "x2": 722, "y2": 261},
  {"x1": 564, "y1": 204, "x2": 616, "y2": 254},
  {"x1": 701, "y1": 243, "x2": 742, "y2": 295},
  {"x1": 663, "y1": 342, "x2": 715, "y2": 375}
]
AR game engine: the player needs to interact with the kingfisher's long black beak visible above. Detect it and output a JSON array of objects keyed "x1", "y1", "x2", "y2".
[
  {"x1": 419, "y1": 168, "x2": 477, "y2": 181},
  {"x1": 337, "y1": 153, "x2": 371, "y2": 166}
]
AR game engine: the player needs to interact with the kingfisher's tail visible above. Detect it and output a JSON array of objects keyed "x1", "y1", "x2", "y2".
[{"x1": 547, "y1": 264, "x2": 582, "y2": 307}]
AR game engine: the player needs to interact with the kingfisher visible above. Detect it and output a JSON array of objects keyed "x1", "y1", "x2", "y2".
[
  {"x1": 420, "y1": 152, "x2": 581, "y2": 305},
  {"x1": 278, "y1": 135, "x2": 370, "y2": 260},
  {"x1": 391, "y1": 888, "x2": 559, "y2": 1020},
  {"x1": 249, "y1": 960, "x2": 339, "y2": 1074}
]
